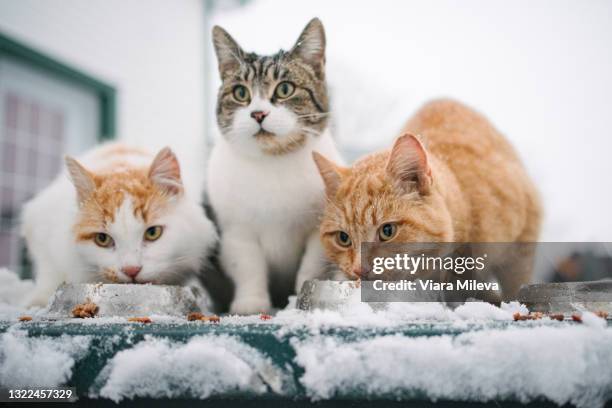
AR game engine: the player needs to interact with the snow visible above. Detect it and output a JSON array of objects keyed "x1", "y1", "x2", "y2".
[
  {"x1": 92, "y1": 334, "x2": 281, "y2": 402},
  {"x1": 0, "y1": 268, "x2": 34, "y2": 308},
  {"x1": 0, "y1": 328, "x2": 91, "y2": 388},
  {"x1": 268, "y1": 301, "x2": 526, "y2": 333},
  {"x1": 1, "y1": 288, "x2": 611, "y2": 405},
  {"x1": 0, "y1": 272, "x2": 610, "y2": 405},
  {"x1": 293, "y1": 324, "x2": 612, "y2": 407},
  {"x1": 0, "y1": 270, "x2": 40, "y2": 320},
  {"x1": 581, "y1": 311, "x2": 608, "y2": 330}
]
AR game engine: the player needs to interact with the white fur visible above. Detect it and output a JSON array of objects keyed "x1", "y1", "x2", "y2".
[
  {"x1": 223, "y1": 94, "x2": 302, "y2": 158},
  {"x1": 21, "y1": 143, "x2": 217, "y2": 307},
  {"x1": 208, "y1": 125, "x2": 343, "y2": 314}
]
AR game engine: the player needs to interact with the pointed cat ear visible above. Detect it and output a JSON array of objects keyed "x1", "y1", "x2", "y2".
[
  {"x1": 212, "y1": 25, "x2": 245, "y2": 79},
  {"x1": 290, "y1": 18, "x2": 326, "y2": 78},
  {"x1": 149, "y1": 147, "x2": 183, "y2": 196},
  {"x1": 313, "y1": 151, "x2": 345, "y2": 197},
  {"x1": 65, "y1": 156, "x2": 96, "y2": 205},
  {"x1": 386, "y1": 134, "x2": 433, "y2": 196}
]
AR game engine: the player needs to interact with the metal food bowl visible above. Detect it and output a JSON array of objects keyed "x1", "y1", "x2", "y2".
[
  {"x1": 296, "y1": 279, "x2": 447, "y2": 311},
  {"x1": 517, "y1": 280, "x2": 612, "y2": 315},
  {"x1": 45, "y1": 283, "x2": 205, "y2": 318},
  {"x1": 298, "y1": 279, "x2": 612, "y2": 315},
  {"x1": 297, "y1": 280, "x2": 380, "y2": 311}
]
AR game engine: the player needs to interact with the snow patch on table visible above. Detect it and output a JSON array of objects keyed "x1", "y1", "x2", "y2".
[
  {"x1": 92, "y1": 334, "x2": 283, "y2": 402},
  {"x1": 267, "y1": 300, "x2": 528, "y2": 333},
  {"x1": 293, "y1": 324, "x2": 612, "y2": 407},
  {"x1": 0, "y1": 268, "x2": 34, "y2": 311},
  {"x1": 0, "y1": 328, "x2": 91, "y2": 388},
  {"x1": 0, "y1": 297, "x2": 528, "y2": 329}
]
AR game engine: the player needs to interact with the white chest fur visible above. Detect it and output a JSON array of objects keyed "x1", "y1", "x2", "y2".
[
  {"x1": 209, "y1": 130, "x2": 341, "y2": 226},
  {"x1": 207, "y1": 130, "x2": 342, "y2": 312}
]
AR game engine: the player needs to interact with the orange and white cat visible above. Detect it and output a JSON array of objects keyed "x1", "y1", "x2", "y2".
[
  {"x1": 313, "y1": 99, "x2": 541, "y2": 299},
  {"x1": 21, "y1": 143, "x2": 217, "y2": 306}
]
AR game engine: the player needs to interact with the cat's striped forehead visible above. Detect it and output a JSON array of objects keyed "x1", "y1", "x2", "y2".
[
  {"x1": 216, "y1": 50, "x2": 329, "y2": 135},
  {"x1": 321, "y1": 151, "x2": 422, "y2": 235},
  {"x1": 330, "y1": 172, "x2": 399, "y2": 231},
  {"x1": 320, "y1": 150, "x2": 449, "y2": 245},
  {"x1": 235, "y1": 51, "x2": 291, "y2": 83}
]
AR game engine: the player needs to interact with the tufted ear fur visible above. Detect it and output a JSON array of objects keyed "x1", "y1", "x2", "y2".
[
  {"x1": 386, "y1": 133, "x2": 432, "y2": 195},
  {"x1": 65, "y1": 156, "x2": 96, "y2": 205},
  {"x1": 212, "y1": 25, "x2": 245, "y2": 80},
  {"x1": 289, "y1": 18, "x2": 326, "y2": 78},
  {"x1": 148, "y1": 147, "x2": 183, "y2": 196},
  {"x1": 313, "y1": 151, "x2": 347, "y2": 198}
]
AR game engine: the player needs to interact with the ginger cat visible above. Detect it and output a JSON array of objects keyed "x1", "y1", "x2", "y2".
[
  {"x1": 21, "y1": 143, "x2": 217, "y2": 306},
  {"x1": 313, "y1": 99, "x2": 541, "y2": 299}
]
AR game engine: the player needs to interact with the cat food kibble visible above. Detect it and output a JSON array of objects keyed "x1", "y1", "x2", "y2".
[
  {"x1": 128, "y1": 317, "x2": 152, "y2": 324},
  {"x1": 513, "y1": 312, "x2": 544, "y2": 321},
  {"x1": 72, "y1": 302, "x2": 99, "y2": 318},
  {"x1": 187, "y1": 312, "x2": 205, "y2": 321},
  {"x1": 571, "y1": 314, "x2": 582, "y2": 322},
  {"x1": 186, "y1": 312, "x2": 220, "y2": 323}
]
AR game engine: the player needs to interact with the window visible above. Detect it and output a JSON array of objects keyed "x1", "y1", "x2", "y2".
[{"x1": 0, "y1": 32, "x2": 116, "y2": 276}]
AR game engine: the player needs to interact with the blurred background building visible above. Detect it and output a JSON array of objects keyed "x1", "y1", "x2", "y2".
[
  {"x1": 0, "y1": 0, "x2": 209, "y2": 273},
  {"x1": 0, "y1": 0, "x2": 611, "y2": 279}
]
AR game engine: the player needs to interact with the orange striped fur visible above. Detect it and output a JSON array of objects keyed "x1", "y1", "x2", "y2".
[
  {"x1": 73, "y1": 169, "x2": 171, "y2": 241},
  {"x1": 66, "y1": 147, "x2": 183, "y2": 244},
  {"x1": 314, "y1": 99, "x2": 541, "y2": 297}
]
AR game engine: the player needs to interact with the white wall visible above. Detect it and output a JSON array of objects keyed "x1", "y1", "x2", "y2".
[{"x1": 0, "y1": 0, "x2": 207, "y2": 197}]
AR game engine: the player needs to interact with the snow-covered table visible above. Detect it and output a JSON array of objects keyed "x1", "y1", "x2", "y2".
[{"x1": 1, "y1": 301, "x2": 611, "y2": 407}]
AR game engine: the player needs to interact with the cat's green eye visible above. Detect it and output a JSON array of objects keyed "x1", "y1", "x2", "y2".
[
  {"x1": 336, "y1": 231, "x2": 352, "y2": 247},
  {"x1": 144, "y1": 226, "x2": 163, "y2": 242},
  {"x1": 94, "y1": 233, "x2": 114, "y2": 248},
  {"x1": 378, "y1": 223, "x2": 398, "y2": 242},
  {"x1": 274, "y1": 81, "x2": 295, "y2": 99},
  {"x1": 232, "y1": 85, "x2": 250, "y2": 103}
]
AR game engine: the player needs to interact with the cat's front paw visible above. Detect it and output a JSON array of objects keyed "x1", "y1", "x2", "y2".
[{"x1": 230, "y1": 295, "x2": 271, "y2": 315}]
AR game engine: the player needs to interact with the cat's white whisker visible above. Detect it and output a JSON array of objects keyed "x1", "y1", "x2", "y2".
[
  {"x1": 300, "y1": 127, "x2": 322, "y2": 137},
  {"x1": 297, "y1": 112, "x2": 331, "y2": 119}
]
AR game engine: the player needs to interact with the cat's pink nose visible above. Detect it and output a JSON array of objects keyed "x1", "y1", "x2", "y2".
[
  {"x1": 352, "y1": 267, "x2": 365, "y2": 278},
  {"x1": 122, "y1": 265, "x2": 142, "y2": 278},
  {"x1": 250, "y1": 110, "x2": 268, "y2": 124}
]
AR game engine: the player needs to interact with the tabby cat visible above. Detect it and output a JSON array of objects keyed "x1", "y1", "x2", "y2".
[{"x1": 207, "y1": 18, "x2": 343, "y2": 313}]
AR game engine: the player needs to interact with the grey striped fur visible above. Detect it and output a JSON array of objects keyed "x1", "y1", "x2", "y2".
[{"x1": 212, "y1": 18, "x2": 330, "y2": 152}]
